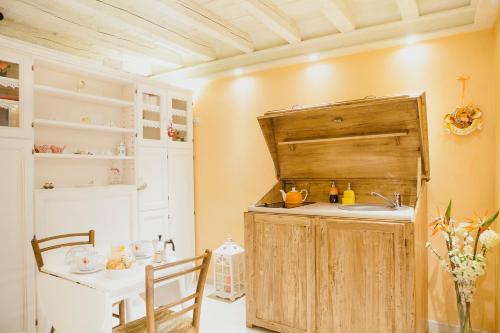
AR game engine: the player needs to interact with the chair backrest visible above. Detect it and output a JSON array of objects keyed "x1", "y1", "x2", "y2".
[
  {"x1": 31, "y1": 230, "x2": 95, "y2": 271},
  {"x1": 145, "y1": 250, "x2": 212, "y2": 333}
]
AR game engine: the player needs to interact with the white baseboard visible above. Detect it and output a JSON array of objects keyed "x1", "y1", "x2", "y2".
[{"x1": 428, "y1": 320, "x2": 491, "y2": 333}]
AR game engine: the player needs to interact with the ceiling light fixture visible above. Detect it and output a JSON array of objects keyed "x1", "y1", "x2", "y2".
[
  {"x1": 234, "y1": 68, "x2": 243, "y2": 76},
  {"x1": 404, "y1": 35, "x2": 418, "y2": 45},
  {"x1": 308, "y1": 53, "x2": 319, "y2": 62}
]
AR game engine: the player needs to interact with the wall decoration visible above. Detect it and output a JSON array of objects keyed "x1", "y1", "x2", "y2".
[{"x1": 444, "y1": 76, "x2": 482, "y2": 135}]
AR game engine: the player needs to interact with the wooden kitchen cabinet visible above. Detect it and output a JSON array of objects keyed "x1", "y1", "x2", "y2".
[
  {"x1": 316, "y1": 218, "x2": 408, "y2": 333},
  {"x1": 245, "y1": 95, "x2": 429, "y2": 332},
  {"x1": 245, "y1": 213, "x2": 315, "y2": 333}
]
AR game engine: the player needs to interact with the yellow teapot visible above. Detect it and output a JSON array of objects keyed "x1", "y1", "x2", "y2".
[{"x1": 280, "y1": 187, "x2": 308, "y2": 208}]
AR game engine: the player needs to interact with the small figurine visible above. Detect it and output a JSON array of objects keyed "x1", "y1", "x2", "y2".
[
  {"x1": 109, "y1": 167, "x2": 121, "y2": 185},
  {"x1": 117, "y1": 143, "x2": 126, "y2": 156},
  {"x1": 42, "y1": 182, "x2": 55, "y2": 189},
  {"x1": 167, "y1": 122, "x2": 176, "y2": 139}
]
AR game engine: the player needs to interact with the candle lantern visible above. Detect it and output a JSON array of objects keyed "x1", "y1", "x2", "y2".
[{"x1": 214, "y1": 238, "x2": 245, "y2": 301}]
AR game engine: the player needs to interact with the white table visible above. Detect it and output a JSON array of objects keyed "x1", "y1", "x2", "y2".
[{"x1": 38, "y1": 257, "x2": 187, "y2": 333}]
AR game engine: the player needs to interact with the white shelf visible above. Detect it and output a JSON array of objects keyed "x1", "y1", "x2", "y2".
[
  {"x1": 143, "y1": 104, "x2": 160, "y2": 113},
  {"x1": 34, "y1": 84, "x2": 134, "y2": 107},
  {"x1": 34, "y1": 153, "x2": 135, "y2": 160},
  {"x1": 0, "y1": 98, "x2": 19, "y2": 110},
  {"x1": 172, "y1": 109, "x2": 186, "y2": 117},
  {"x1": 0, "y1": 76, "x2": 19, "y2": 88},
  {"x1": 172, "y1": 123, "x2": 187, "y2": 131},
  {"x1": 143, "y1": 119, "x2": 161, "y2": 128},
  {"x1": 33, "y1": 118, "x2": 135, "y2": 134}
]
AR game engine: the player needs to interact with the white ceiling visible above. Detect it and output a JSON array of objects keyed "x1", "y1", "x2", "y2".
[{"x1": 0, "y1": 0, "x2": 497, "y2": 81}]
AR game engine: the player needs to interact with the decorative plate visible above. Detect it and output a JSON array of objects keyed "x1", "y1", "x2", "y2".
[{"x1": 444, "y1": 104, "x2": 482, "y2": 136}]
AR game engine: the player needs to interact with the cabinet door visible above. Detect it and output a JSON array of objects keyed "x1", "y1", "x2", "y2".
[
  {"x1": 168, "y1": 92, "x2": 192, "y2": 148},
  {"x1": 137, "y1": 85, "x2": 167, "y2": 146},
  {"x1": 137, "y1": 147, "x2": 168, "y2": 211},
  {"x1": 0, "y1": 138, "x2": 34, "y2": 332},
  {"x1": 167, "y1": 148, "x2": 194, "y2": 259},
  {"x1": 245, "y1": 213, "x2": 315, "y2": 333},
  {"x1": 0, "y1": 52, "x2": 32, "y2": 139},
  {"x1": 139, "y1": 209, "x2": 169, "y2": 240},
  {"x1": 316, "y1": 218, "x2": 407, "y2": 333}
]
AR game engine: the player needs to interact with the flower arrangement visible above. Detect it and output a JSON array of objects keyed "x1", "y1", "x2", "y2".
[{"x1": 426, "y1": 201, "x2": 499, "y2": 333}]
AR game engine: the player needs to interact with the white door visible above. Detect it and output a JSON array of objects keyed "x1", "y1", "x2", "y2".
[
  {"x1": 139, "y1": 209, "x2": 169, "y2": 241},
  {"x1": 137, "y1": 147, "x2": 168, "y2": 211},
  {"x1": 0, "y1": 138, "x2": 34, "y2": 332},
  {"x1": 167, "y1": 148, "x2": 194, "y2": 259}
]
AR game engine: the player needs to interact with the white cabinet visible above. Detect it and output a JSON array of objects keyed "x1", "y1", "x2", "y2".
[
  {"x1": 138, "y1": 209, "x2": 169, "y2": 240},
  {"x1": 137, "y1": 147, "x2": 168, "y2": 211},
  {"x1": 0, "y1": 51, "x2": 33, "y2": 139},
  {"x1": 0, "y1": 138, "x2": 34, "y2": 332},
  {"x1": 167, "y1": 148, "x2": 195, "y2": 259}
]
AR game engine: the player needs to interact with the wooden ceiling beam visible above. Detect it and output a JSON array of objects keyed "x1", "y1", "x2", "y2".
[
  {"x1": 3, "y1": 0, "x2": 182, "y2": 68},
  {"x1": 319, "y1": 0, "x2": 356, "y2": 33},
  {"x1": 75, "y1": 0, "x2": 215, "y2": 61},
  {"x1": 395, "y1": 0, "x2": 420, "y2": 20},
  {"x1": 157, "y1": 0, "x2": 254, "y2": 53},
  {"x1": 241, "y1": 0, "x2": 301, "y2": 44}
]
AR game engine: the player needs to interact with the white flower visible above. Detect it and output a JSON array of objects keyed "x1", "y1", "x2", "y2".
[{"x1": 479, "y1": 230, "x2": 500, "y2": 249}]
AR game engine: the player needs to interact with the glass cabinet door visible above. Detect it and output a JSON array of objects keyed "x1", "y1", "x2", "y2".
[
  {"x1": 138, "y1": 85, "x2": 166, "y2": 145},
  {"x1": 168, "y1": 93, "x2": 192, "y2": 146},
  {"x1": 0, "y1": 60, "x2": 20, "y2": 128},
  {"x1": 0, "y1": 53, "x2": 31, "y2": 139}
]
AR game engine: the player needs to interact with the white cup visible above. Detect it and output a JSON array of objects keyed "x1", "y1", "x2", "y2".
[
  {"x1": 75, "y1": 251, "x2": 104, "y2": 271},
  {"x1": 130, "y1": 240, "x2": 153, "y2": 258}
]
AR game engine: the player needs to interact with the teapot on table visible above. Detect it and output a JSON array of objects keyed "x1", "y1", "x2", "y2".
[{"x1": 280, "y1": 187, "x2": 308, "y2": 208}]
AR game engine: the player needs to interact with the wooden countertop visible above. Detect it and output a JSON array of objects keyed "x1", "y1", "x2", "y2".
[{"x1": 247, "y1": 202, "x2": 415, "y2": 221}]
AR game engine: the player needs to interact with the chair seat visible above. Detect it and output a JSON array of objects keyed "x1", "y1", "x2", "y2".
[{"x1": 113, "y1": 309, "x2": 195, "y2": 333}]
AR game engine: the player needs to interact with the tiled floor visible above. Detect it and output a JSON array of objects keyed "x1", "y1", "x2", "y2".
[{"x1": 199, "y1": 288, "x2": 271, "y2": 333}]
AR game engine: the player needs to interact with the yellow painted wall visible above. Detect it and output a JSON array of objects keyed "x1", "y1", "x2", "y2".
[
  {"x1": 494, "y1": 14, "x2": 500, "y2": 333},
  {"x1": 192, "y1": 30, "x2": 497, "y2": 331}
]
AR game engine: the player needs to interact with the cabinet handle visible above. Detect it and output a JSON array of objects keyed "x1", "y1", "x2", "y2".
[{"x1": 137, "y1": 183, "x2": 148, "y2": 191}]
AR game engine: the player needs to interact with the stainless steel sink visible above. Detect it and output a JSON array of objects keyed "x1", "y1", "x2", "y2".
[{"x1": 338, "y1": 204, "x2": 398, "y2": 211}]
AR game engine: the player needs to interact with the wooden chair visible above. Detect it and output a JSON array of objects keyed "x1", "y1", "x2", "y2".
[
  {"x1": 30, "y1": 230, "x2": 126, "y2": 329},
  {"x1": 113, "y1": 250, "x2": 212, "y2": 333}
]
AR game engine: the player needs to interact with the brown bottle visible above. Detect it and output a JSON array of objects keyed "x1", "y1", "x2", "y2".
[{"x1": 329, "y1": 181, "x2": 339, "y2": 203}]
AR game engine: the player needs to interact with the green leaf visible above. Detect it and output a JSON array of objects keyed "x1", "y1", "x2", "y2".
[
  {"x1": 482, "y1": 211, "x2": 499, "y2": 229},
  {"x1": 445, "y1": 200, "x2": 452, "y2": 223}
]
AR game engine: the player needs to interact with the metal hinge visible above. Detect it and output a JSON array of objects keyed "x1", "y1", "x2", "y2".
[
  {"x1": 135, "y1": 89, "x2": 137, "y2": 94},
  {"x1": 35, "y1": 319, "x2": 38, "y2": 326},
  {"x1": 31, "y1": 122, "x2": 34, "y2": 128},
  {"x1": 32, "y1": 65, "x2": 34, "y2": 71},
  {"x1": 135, "y1": 133, "x2": 137, "y2": 138}
]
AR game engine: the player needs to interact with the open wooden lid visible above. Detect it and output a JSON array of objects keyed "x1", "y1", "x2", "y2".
[{"x1": 258, "y1": 93, "x2": 429, "y2": 181}]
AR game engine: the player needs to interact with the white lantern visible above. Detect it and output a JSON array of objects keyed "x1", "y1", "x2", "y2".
[{"x1": 214, "y1": 238, "x2": 245, "y2": 301}]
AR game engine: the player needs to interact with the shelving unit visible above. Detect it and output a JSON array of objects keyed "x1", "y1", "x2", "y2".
[
  {"x1": 34, "y1": 153, "x2": 135, "y2": 160},
  {"x1": 34, "y1": 84, "x2": 134, "y2": 107},
  {"x1": 33, "y1": 118, "x2": 135, "y2": 134},
  {"x1": 33, "y1": 60, "x2": 137, "y2": 189}
]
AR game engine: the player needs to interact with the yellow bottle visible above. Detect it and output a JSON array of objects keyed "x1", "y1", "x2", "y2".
[{"x1": 342, "y1": 182, "x2": 355, "y2": 205}]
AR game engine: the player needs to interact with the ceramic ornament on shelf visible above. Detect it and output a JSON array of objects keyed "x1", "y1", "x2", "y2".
[
  {"x1": 444, "y1": 76, "x2": 482, "y2": 136},
  {"x1": 213, "y1": 237, "x2": 245, "y2": 301}
]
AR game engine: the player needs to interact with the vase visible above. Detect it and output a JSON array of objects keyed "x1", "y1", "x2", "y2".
[{"x1": 458, "y1": 302, "x2": 472, "y2": 333}]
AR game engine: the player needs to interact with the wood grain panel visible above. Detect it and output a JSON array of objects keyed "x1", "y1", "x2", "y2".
[
  {"x1": 245, "y1": 213, "x2": 315, "y2": 333},
  {"x1": 257, "y1": 94, "x2": 428, "y2": 181},
  {"x1": 316, "y1": 218, "x2": 406, "y2": 333}
]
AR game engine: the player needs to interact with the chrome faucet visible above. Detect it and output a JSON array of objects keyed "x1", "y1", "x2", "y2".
[{"x1": 370, "y1": 192, "x2": 402, "y2": 209}]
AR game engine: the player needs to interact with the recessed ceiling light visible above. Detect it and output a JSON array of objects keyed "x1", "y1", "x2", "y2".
[
  {"x1": 308, "y1": 53, "x2": 319, "y2": 62},
  {"x1": 234, "y1": 68, "x2": 243, "y2": 76},
  {"x1": 404, "y1": 35, "x2": 418, "y2": 45}
]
